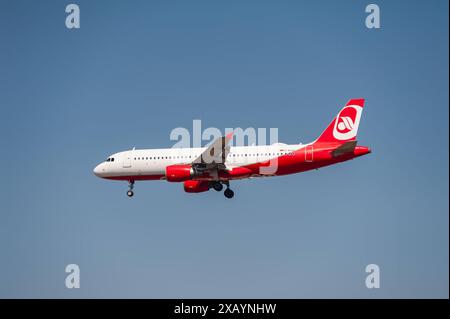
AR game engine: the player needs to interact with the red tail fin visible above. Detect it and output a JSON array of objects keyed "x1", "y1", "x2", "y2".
[{"x1": 315, "y1": 98, "x2": 365, "y2": 144}]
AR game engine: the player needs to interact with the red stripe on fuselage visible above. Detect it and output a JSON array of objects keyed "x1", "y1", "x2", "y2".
[{"x1": 99, "y1": 144, "x2": 370, "y2": 182}]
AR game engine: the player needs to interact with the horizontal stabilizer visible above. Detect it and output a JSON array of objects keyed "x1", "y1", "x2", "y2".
[{"x1": 332, "y1": 140, "x2": 357, "y2": 157}]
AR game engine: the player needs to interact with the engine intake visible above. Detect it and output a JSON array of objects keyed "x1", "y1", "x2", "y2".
[{"x1": 184, "y1": 180, "x2": 210, "y2": 193}]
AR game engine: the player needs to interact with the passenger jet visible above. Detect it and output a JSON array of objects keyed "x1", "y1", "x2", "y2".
[{"x1": 93, "y1": 99, "x2": 371, "y2": 198}]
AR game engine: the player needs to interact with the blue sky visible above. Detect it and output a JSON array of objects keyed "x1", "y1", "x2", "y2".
[{"x1": 0, "y1": 0, "x2": 448, "y2": 298}]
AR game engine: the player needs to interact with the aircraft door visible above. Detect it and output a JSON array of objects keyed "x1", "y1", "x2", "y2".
[
  {"x1": 305, "y1": 145, "x2": 313, "y2": 162},
  {"x1": 123, "y1": 153, "x2": 132, "y2": 168}
]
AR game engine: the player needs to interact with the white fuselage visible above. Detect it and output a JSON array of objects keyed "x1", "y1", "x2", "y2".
[{"x1": 93, "y1": 143, "x2": 302, "y2": 179}]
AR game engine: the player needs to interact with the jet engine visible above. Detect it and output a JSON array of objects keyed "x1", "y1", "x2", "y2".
[
  {"x1": 165, "y1": 164, "x2": 194, "y2": 182},
  {"x1": 183, "y1": 180, "x2": 210, "y2": 193}
]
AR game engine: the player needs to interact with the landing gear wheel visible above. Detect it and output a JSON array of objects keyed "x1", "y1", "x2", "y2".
[
  {"x1": 224, "y1": 188, "x2": 234, "y2": 199},
  {"x1": 213, "y1": 182, "x2": 223, "y2": 192},
  {"x1": 127, "y1": 180, "x2": 135, "y2": 197}
]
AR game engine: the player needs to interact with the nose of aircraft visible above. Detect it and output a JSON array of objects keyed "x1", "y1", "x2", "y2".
[{"x1": 93, "y1": 164, "x2": 104, "y2": 177}]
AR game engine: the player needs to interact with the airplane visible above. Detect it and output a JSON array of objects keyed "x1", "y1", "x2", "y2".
[{"x1": 93, "y1": 98, "x2": 371, "y2": 199}]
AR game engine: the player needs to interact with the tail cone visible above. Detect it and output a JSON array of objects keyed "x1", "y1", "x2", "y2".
[{"x1": 354, "y1": 146, "x2": 371, "y2": 157}]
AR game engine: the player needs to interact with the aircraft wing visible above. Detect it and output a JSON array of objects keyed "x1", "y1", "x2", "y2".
[
  {"x1": 192, "y1": 132, "x2": 233, "y2": 171},
  {"x1": 332, "y1": 140, "x2": 357, "y2": 157}
]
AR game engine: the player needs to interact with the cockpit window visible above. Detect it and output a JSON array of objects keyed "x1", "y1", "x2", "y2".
[
  {"x1": 111, "y1": 158, "x2": 114, "y2": 162},
  {"x1": 106, "y1": 158, "x2": 110, "y2": 162}
]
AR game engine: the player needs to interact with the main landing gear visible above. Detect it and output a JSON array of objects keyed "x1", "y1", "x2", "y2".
[
  {"x1": 221, "y1": 181, "x2": 234, "y2": 199},
  {"x1": 212, "y1": 181, "x2": 223, "y2": 192},
  {"x1": 127, "y1": 180, "x2": 135, "y2": 197},
  {"x1": 211, "y1": 181, "x2": 234, "y2": 198},
  {"x1": 224, "y1": 188, "x2": 234, "y2": 199}
]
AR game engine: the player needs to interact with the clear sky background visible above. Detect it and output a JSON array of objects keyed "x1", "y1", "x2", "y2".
[{"x1": 0, "y1": 0, "x2": 448, "y2": 298}]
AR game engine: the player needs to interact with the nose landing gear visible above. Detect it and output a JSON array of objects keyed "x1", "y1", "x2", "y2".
[{"x1": 127, "y1": 180, "x2": 135, "y2": 197}]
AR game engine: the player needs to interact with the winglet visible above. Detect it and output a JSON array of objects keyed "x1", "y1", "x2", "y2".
[{"x1": 225, "y1": 131, "x2": 234, "y2": 142}]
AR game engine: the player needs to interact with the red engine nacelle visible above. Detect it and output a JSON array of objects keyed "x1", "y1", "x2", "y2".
[
  {"x1": 183, "y1": 180, "x2": 210, "y2": 193},
  {"x1": 166, "y1": 164, "x2": 193, "y2": 182}
]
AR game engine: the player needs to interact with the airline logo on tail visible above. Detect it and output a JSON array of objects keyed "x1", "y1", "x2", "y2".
[{"x1": 333, "y1": 104, "x2": 363, "y2": 140}]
